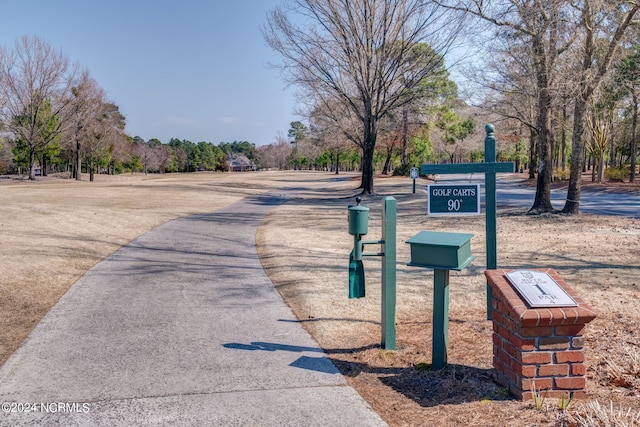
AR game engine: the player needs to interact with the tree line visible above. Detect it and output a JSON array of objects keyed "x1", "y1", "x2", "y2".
[
  {"x1": 0, "y1": 36, "x2": 267, "y2": 180},
  {"x1": 265, "y1": 0, "x2": 639, "y2": 214},
  {"x1": 0, "y1": 35, "x2": 372, "y2": 178}
]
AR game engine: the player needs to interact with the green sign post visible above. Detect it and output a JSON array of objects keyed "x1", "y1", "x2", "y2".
[{"x1": 421, "y1": 124, "x2": 514, "y2": 319}]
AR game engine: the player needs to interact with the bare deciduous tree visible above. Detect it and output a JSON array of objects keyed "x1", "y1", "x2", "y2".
[
  {"x1": 68, "y1": 69, "x2": 104, "y2": 180},
  {"x1": 585, "y1": 100, "x2": 613, "y2": 183},
  {"x1": 616, "y1": 50, "x2": 640, "y2": 182},
  {"x1": 435, "y1": 0, "x2": 577, "y2": 213},
  {"x1": 308, "y1": 99, "x2": 355, "y2": 174},
  {"x1": 0, "y1": 36, "x2": 78, "y2": 180},
  {"x1": 437, "y1": 0, "x2": 638, "y2": 214},
  {"x1": 85, "y1": 102, "x2": 126, "y2": 181},
  {"x1": 614, "y1": 50, "x2": 640, "y2": 183},
  {"x1": 257, "y1": 134, "x2": 293, "y2": 170},
  {"x1": 562, "y1": 0, "x2": 639, "y2": 214},
  {"x1": 264, "y1": 0, "x2": 460, "y2": 193},
  {"x1": 468, "y1": 35, "x2": 539, "y2": 177}
]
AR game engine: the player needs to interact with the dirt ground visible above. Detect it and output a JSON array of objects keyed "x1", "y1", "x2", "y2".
[
  {"x1": 1, "y1": 171, "x2": 639, "y2": 426},
  {"x1": 256, "y1": 173, "x2": 640, "y2": 426}
]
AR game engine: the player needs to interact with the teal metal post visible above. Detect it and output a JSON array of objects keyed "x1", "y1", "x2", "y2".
[
  {"x1": 381, "y1": 197, "x2": 396, "y2": 350},
  {"x1": 484, "y1": 124, "x2": 497, "y2": 320},
  {"x1": 432, "y1": 269, "x2": 450, "y2": 370}
]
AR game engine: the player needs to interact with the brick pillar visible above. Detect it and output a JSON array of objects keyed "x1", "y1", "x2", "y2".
[{"x1": 485, "y1": 269, "x2": 596, "y2": 400}]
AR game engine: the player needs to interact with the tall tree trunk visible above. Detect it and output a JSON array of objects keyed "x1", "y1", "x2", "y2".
[
  {"x1": 382, "y1": 146, "x2": 392, "y2": 175},
  {"x1": 528, "y1": 129, "x2": 536, "y2": 179},
  {"x1": 75, "y1": 139, "x2": 81, "y2": 181},
  {"x1": 29, "y1": 147, "x2": 36, "y2": 180},
  {"x1": 41, "y1": 154, "x2": 48, "y2": 177},
  {"x1": 529, "y1": 36, "x2": 555, "y2": 214},
  {"x1": 563, "y1": 102, "x2": 587, "y2": 214},
  {"x1": 551, "y1": 113, "x2": 557, "y2": 171},
  {"x1": 561, "y1": 104, "x2": 567, "y2": 170},
  {"x1": 598, "y1": 152, "x2": 605, "y2": 183},
  {"x1": 401, "y1": 109, "x2": 408, "y2": 167},
  {"x1": 609, "y1": 129, "x2": 616, "y2": 169},
  {"x1": 359, "y1": 114, "x2": 377, "y2": 194},
  {"x1": 360, "y1": 146, "x2": 374, "y2": 193},
  {"x1": 631, "y1": 93, "x2": 638, "y2": 183},
  {"x1": 530, "y1": 123, "x2": 555, "y2": 213}
]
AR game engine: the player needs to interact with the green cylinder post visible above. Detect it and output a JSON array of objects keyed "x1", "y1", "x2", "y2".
[
  {"x1": 353, "y1": 235, "x2": 363, "y2": 261},
  {"x1": 348, "y1": 199, "x2": 368, "y2": 299}
]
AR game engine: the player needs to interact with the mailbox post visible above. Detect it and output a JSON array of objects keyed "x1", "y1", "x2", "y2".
[{"x1": 406, "y1": 231, "x2": 474, "y2": 370}]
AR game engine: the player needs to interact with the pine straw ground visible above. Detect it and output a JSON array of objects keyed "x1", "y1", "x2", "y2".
[{"x1": 256, "y1": 174, "x2": 640, "y2": 427}]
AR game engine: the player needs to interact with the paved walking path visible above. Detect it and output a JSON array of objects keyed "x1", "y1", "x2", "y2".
[{"x1": 0, "y1": 191, "x2": 386, "y2": 426}]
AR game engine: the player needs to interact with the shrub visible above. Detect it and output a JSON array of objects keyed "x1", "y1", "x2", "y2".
[
  {"x1": 554, "y1": 168, "x2": 570, "y2": 181},
  {"x1": 393, "y1": 164, "x2": 411, "y2": 176},
  {"x1": 605, "y1": 165, "x2": 630, "y2": 182}
]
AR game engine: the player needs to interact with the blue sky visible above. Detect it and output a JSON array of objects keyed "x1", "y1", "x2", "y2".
[{"x1": 1, "y1": 0, "x2": 296, "y2": 146}]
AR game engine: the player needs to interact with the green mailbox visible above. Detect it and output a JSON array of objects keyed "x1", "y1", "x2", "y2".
[{"x1": 406, "y1": 231, "x2": 474, "y2": 271}]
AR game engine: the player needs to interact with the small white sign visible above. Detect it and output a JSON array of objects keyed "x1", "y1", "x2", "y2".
[
  {"x1": 410, "y1": 167, "x2": 419, "y2": 179},
  {"x1": 505, "y1": 270, "x2": 577, "y2": 308}
]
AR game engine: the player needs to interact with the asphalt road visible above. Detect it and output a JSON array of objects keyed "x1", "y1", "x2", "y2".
[{"x1": 428, "y1": 174, "x2": 640, "y2": 218}]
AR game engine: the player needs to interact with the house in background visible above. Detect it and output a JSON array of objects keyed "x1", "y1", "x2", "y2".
[{"x1": 227, "y1": 154, "x2": 256, "y2": 172}]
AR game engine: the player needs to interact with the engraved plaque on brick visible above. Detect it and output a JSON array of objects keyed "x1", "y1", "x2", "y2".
[{"x1": 505, "y1": 270, "x2": 578, "y2": 308}]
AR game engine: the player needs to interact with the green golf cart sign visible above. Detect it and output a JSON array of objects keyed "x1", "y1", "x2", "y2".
[{"x1": 428, "y1": 184, "x2": 480, "y2": 215}]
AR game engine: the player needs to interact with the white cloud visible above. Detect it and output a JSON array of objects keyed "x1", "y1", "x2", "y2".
[
  {"x1": 164, "y1": 116, "x2": 198, "y2": 126},
  {"x1": 219, "y1": 116, "x2": 240, "y2": 125}
]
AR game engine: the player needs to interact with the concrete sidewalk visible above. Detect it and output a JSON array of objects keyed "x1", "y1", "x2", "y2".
[{"x1": 0, "y1": 192, "x2": 386, "y2": 426}]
